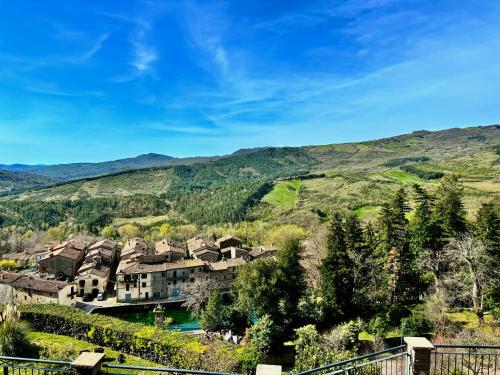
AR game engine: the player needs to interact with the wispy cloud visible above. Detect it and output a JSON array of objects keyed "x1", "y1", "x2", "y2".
[{"x1": 81, "y1": 33, "x2": 109, "y2": 60}]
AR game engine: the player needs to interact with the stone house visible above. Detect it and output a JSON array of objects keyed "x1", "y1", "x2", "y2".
[
  {"x1": 221, "y1": 246, "x2": 250, "y2": 259},
  {"x1": 155, "y1": 240, "x2": 186, "y2": 262},
  {"x1": 208, "y1": 258, "x2": 247, "y2": 287},
  {"x1": 250, "y1": 245, "x2": 278, "y2": 259},
  {"x1": 37, "y1": 240, "x2": 88, "y2": 280},
  {"x1": 121, "y1": 238, "x2": 150, "y2": 260},
  {"x1": 85, "y1": 239, "x2": 119, "y2": 266},
  {"x1": 116, "y1": 258, "x2": 206, "y2": 302},
  {"x1": 215, "y1": 235, "x2": 243, "y2": 250},
  {"x1": 0, "y1": 271, "x2": 22, "y2": 304},
  {"x1": 11, "y1": 275, "x2": 77, "y2": 305}
]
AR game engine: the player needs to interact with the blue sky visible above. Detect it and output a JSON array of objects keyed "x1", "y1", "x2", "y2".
[{"x1": 1, "y1": 0, "x2": 500, "y2": 164}]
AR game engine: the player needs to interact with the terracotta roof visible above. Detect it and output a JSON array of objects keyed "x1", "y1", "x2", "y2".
[
  {"x1": 117, "y1": 259, "x2": 205, "y2": 275},
  {"x1": 121, "y1": 238, "x2": 149, "y2": 258},
  {"x1": 76, "y1": 262, "x2": 111, "y2": 279},
  {"x1": 0, "y1": 271, "x2": 23, "y2": 284},
  {"x1": 11, "y1": 276, "x2": 72, "y2": 294},
  {"x1": 187, "y1": 237, "x2": 217, "y2": 252},
  {"x1": 215, "y1": 235, "x2": 242, "y2": 246},
  {"x1": 39, "y1": 240, "x2": 88, "y2": 261},
  {"x1": 155, "y1": 240, "x2": 185, "y2": 255},
  {"x1": 193, "y1": 248, "x2": 219, "y2": 256},
  {"x1": 250, "y1": 245, "x2": 278, "y2": 258},
  {"x1": 208, "y1": 258, "x2": 247, "y2": 271},
  {"x1": 89, "y1": 239, "x2": 118, "y2": 251},
  {"x1": 1, "y1": 252, "x2": 33, "y2": 261}
]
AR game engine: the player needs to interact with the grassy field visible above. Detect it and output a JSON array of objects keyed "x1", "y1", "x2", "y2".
[
  {"x1": 385, "y1": 169, "x2": 422, "y2": 184},
  {"x1": 113, "y1": 215, "x2": 172, "y2": 226},
  {"x1": 353, "y1": 205, "x2": 382, "y2": 221},
  {"x1": 28, "y1": 331, "x2": 162, "y2": 367},
  {"x1": 263, "y1": 180, "x2": 301, "y2": 208}
]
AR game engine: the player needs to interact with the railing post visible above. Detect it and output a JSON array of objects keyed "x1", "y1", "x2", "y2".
[
  {"x1": 404, "y1": 337, "x2": 435, "y2": 375},
  {"x1": 3, "y1": 365, "x2": 8, "y2": 375},
  {"x1": 256, "y1": 364, "x2": 282, "y2": 375},
  {"x1": 71, "y1": 352, "x2": 106, "y2": 375}
]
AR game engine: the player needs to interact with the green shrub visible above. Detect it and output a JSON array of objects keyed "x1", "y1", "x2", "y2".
[
  {"x1": 491, "y1": 305, "x2": 500, "y2": 321},
  {"x1": 400, "y1": 309, "x2": 432, "y2": 336},
  {"x1": 366, "y1": 315, "x2": 390, "y2": 339},
  {"x1": 16, "y1": 304, "x2": 239, "y2": 372}
]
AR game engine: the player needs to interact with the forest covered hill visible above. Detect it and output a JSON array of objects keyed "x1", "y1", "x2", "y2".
[{"x1": 0, "y1": 125, "x2": 498, "y2": 229}]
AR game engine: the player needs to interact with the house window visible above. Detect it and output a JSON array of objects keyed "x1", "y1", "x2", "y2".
[
  {"x1": 141, "y1": 274, "x2": 147, "y2": 279},
  {"x1": 173, "y1": 271, "x2": 177, "y2": 277},
  {"x1": 161, "y1": 272, "x2": 165, "y2": 277},
  {"x1": 134, "y1": 283, "x2": 137, "y2": 288},
  {"x1": 173, "y1": 280, "x2": 177, "y2": 285},
  {"x1": 92, "y1": 279, "x2": 98, "y2": 286},
  {"x1": 142, "y1": 282, "x2": 146, "y2": 287},
  {"x1": 79, "y1": 280, "x2": 85, "y2": 287},
  {"x1": 126, "y1": 284, "x2": 130, "y2": 292},
  {"x1": 190, "y1": 269, "x2": 194, "y2": 273},
  {"x1": 190, "y1": 278, "x2": 195, "y2": 283}
]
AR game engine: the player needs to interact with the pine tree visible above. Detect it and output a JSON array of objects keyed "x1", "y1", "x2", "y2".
[
  {"x1": 378, "y1": 188, "x2": 416, "y2": 304},
  {"x1": 475, "y1": 202, "x2": 500, "y2": 255},
  {"x1": 409, "y1": 185, "x2": 442, "y2": 295},
  {"x1": 319, "y1": 212, "x2": 354, "y2": 324},
  {"x1": 433, "y1": 174, "x2": 467, "y2": 237},
  {"x1": 275, "y1": 236, "x2": 305, "y2": 325}
]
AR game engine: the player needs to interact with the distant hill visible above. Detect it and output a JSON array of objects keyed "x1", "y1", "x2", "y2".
[
  {"x1": 1, "y1": 125, "x2": 498, "y2": 228},
  {"x1": 0, "y1": 164, "x2": 47, "y2": 172},
  {"x1": 0, "y1": 153, "x2": 221, "y2": 183},
  {"x1": 0, "y1": 170, "x2": 57, "y2": 194}
]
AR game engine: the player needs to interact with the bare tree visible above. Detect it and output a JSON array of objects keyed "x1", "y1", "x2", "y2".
[
  {"x1": 182, "y1": 279, "x2": 217, "y2": 317},
  {"x1": 444, "y1": 234, "x2": 498, "y2": 325}
]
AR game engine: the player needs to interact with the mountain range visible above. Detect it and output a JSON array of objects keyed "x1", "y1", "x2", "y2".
[{"x1": 0, "y1": 125, "x2": 498, "y2": 228}]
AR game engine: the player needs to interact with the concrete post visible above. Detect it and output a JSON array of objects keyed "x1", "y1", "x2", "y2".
[
  {"x1": 71, "y1": 352, "x2": 105, "y2": 375},
  {"x1": 256, "y1": 364, "x2": 282, "y2": 375},
  {"x1": 153, "y1": 304, "x2": 164, "y2": 329},
  {"x1": 404, "y1": 337, "x2": 435, "y2": 375}
]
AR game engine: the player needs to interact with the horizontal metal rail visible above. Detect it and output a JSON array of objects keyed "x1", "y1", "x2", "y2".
[
  {"x1": 326, "y1": 352, "x2": 409, "y2": 375},
  {"x1": 102, "y1": 364, "x2": 241, "y2": 375},
  {"x1": 0, "y1": 356, "x2": 74, "y2": 375},
  {"x1": 295, "y1": 345, "x2": 407, "y2": 375}
]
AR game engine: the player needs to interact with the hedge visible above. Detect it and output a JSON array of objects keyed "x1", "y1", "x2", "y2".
[{"x1": 16, "y1": 304, "x2": 241, "y2": 372}]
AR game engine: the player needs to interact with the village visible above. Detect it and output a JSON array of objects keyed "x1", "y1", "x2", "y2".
[{"x1": 0, "y1": 235, "x2": 277, "y2": 308}]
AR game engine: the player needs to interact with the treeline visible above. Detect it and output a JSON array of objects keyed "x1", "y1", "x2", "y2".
[
  {"x1": 0, "y1": 195, "x2": 169, "y2": 231},
  {"x1": 165, "y1": 180, "x2": 272, "y2": 225},
  {"x1": 400, "y1": 164, "x2": 444, "y2": 180},
  {"x1": 383, "y1": 156, "x2": 430, "y2": 167}
]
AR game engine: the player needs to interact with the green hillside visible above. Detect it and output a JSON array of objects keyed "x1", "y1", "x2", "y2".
[{"x1": 0, "y1": 125, "x2": 498, "y2": 229}]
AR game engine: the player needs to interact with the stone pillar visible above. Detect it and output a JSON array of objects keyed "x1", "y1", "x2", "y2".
[
  {"x1": 256, "y1": 364, "x2": 282, "y2": 375},
  {"x1": 154, "y1": 304, "x2": 164, "y2": 329},
  {"x1": 404, "y1": 337, "x2": 435, "y2": 375},
  {"x1": 71, "y1": 352, "x2": 105, "y2": 375}
]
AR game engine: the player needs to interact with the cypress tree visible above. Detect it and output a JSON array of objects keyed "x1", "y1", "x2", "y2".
[{"x1": 319, "y1": 212, "x2": 354, "y2": 324}]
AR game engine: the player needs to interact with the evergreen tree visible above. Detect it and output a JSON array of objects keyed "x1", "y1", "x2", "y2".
[
  {"x1": 475, "y1": 202, "x2": 500, "y2": 255},
  {"x1": 409, "y1": 185, "x2": 441, "y2": 295},
  {"x1": 319, "y1": 213, "x2": 354, "y2": 324},
  {"x1": 377, "y1": 188, "x2": 416, "y2": 304},
  {"x1": 275, "y1": 236, "x2": 305, "y2": 325},
  {"x1": 433, "y1": 175, "x2": 467, "y2": 237},
  {"x1": 200, "y1": 289, "x2": 226, "y2": 332}
]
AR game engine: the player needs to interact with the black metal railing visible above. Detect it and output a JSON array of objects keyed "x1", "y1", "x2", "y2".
[
  {"x1": 102, "y1": 364, "x2": 241, "y2": 375},
  {"x1": 0, "y1": 356, "x2": 74, "y2": 375},
  {"x1": 295, "y1": 345, "x2": 409, "y2": 375},
  {"x1": 431, "y1": 344, "x2": 500, "y2": 375}
]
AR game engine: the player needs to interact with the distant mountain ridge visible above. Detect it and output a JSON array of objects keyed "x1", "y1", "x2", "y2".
[
  {"x1": 1, "y1": 125, "x2": 499, "y2": 197},
  {"x1": 0, "y1": 153, "x2": 219, "y2": 183}
]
